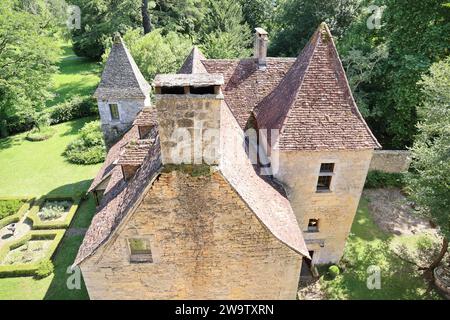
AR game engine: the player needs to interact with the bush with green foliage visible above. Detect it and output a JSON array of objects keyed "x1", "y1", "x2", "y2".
[
  {"x1": 44, "y1": 95, "x2": 98, "y2": 125},
  {"x1": 38, "y1": 201, "x2": 71, "y2": 221},
  {"x1": 34, "y1": 260, "x2": 54, "y2": 279},
  {"x1": 0, "y1": 199, "x2": 24, "y2": 220},
  {"x1": 64, "y1": 120, "x2": 106, "y2": 165},
  {"x1": 364, "y1": 170, "x2": 405, "y2": 189},
  {"x1": 328, "y1": 265, "x2": 340, "y2": 279}
]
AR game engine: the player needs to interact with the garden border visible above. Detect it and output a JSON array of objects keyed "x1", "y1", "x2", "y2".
[
  {"x1": 0, "y1": 198, "x2": 34, "y2": 229},
  {"x1": 27, "y1": 195, "x2": 81, "y2": 230},
  {"x1": 0, "y1": 229, "x2": 65, "y2": 277}
]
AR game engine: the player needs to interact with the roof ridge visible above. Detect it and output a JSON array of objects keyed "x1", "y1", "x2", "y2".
[
  {"x1": 120, "y1": 37, "x2": 151, "y2": 95},
  {"x1": 178, "y1": 46, "x2": 208, "y2": 74}
]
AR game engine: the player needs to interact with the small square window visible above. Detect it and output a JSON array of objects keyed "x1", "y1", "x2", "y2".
[
  {"x1": 316, "y1": 176, "x2": 332, "y2": 191},
  {"x1": 109, "y1": 104, "x2": 120, "y2": 120},
  {"x1": 320, "y1": 163, "x2": 334, "y2": 173},
  {"x1": 307, "y1": 219, "x2": 319, "y2": 232},
  {"x1": 128, "y1": 238, "x2": 153, "y2": 263}
]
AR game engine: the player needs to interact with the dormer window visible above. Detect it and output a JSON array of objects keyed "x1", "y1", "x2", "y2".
[
  {"x1": 109, "y1": 104, "x2": 120, "y2": 120},
  {"x1": 316, "y1": 163, "x2": 334, "y2": 192}
]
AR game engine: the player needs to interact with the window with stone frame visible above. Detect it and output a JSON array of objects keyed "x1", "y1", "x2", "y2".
[
  {"x1": 128, "y1": 238, "x2": 153, "y2": 263},
  {"x1": 316, "y1": 163, "x2": 335, "y2": 192},
  {"x1": 109, "y1": 103, "x2": 120, "y2": 120},
  {"x1": 307, "y1": 219, "x2": 319, "y2": 232}
]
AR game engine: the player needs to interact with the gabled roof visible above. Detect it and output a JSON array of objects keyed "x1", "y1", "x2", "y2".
[
  {"x1": 254, "y1": 23, "x2": 381, "y2": 151},
  {"x1": 94, "y1": 36, "x2": 151, "y2": 99},
  {"x1": 178, "y1": 46, "x2": 208, "y2": 74},
  {"x1": 202, "y1": 58, "x2": 296, "y2": 129}
]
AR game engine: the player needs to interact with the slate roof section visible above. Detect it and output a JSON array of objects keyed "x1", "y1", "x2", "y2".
[
  {"x1": 219, "y1": 102, "x2": 309, "y2": 258},
  {"x1": 254, "y1": 23, "x2": 381, "y2": 151},
  {"x1": 178, "y1": 46, "x2": 208, "y2": 74},
  {"x1": 202, "y1": 58, "x2": 296, "y2": 129},
  {"x1": 94, "y1": 36, "x2": 151, "y2": 99}
]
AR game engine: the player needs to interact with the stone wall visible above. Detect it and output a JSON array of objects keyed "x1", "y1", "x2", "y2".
[
  {"x1": 369, "y1": 150, "x2": 411, "y2": 173},
  {"x1": 97, "y1": 97, "x2": 148, "y2": 146},
  {"x1": 274, "y1": 149, "x2": 373, "y2": 264},
  {"x1": 81, "y1": 170, "x2": 302, "y2": 300},
  {"x1": 155, "y1": 95, "x2": 222, "y2": 165}
]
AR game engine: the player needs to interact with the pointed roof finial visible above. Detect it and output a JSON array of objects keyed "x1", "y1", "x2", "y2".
[
  {"x1": 113, "y1": 32, "x2": 122, "y2": 44},
  {"x1": 178, "y1": 46, "x2": 207, "y2": 74}
]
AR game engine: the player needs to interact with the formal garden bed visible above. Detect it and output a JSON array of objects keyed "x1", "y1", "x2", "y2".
[
  {"x1": 0, "y1": 229, "x2": 65, "y2": 277},
  {"x1": 28, "y1": 196, "x2": 80, "y2": 229},
  {"x1": 0, "y1": 198, "x2": 34, "y2": 229}
]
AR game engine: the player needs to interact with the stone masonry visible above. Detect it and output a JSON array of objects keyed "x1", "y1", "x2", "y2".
[{"x1": 80, "y1": 170, "x2": 302, "y2": 300}]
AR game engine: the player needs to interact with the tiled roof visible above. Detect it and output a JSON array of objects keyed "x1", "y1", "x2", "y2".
[
  {"x1": 254, "y1": 23, "x2": 381, "y2": 151},
  {"x1": 74, "y1": 128, "x2": 162, "y2": 265},
  {"x1": 220, "y1": 102, "x2": 309, "y2": 258},
  {"x1": 88, "y1": 126, "x2": 140, "y2": 192},
  {"x1": 178, "y1": 46, "x2": 207, "y2": 74},
  {"x1": 132, "y1": 107, "x2": 158, "y2": 126},
  {"x1": 202, "y1": 58, "x2": 296, "y2": 129},
  {"x1": 117, "y1": 139, "x2": 154, "y2": 166},
  {"x1": 94, "y1": 36, "x2": 151, "y2": 99}
]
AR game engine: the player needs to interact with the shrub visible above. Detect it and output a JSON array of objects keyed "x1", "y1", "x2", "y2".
[
  {"x1": 0, "y1": 200, "x2": 24, "y2": 220},
  {"x1": 25, "y1": 126, "x2": 56, "y2": 141},
  {"x1": 328, "y1": 265, "x2": 340, "y2": 279},
  {"x1": 364, "y1": 170, "x2": 405, "y2": 189},
  {"x1": 38, "y1": 200, "x2": 71, "y2": 220},
  {"x1": 44, "y1": 95, "x2": 98, "y2": 125},
  {"x1": 64, "y1": 120, "x2": 106, "y2": 165},
  {"x1": 34, "y1": 260, "x2": 54, "y2": 279}
]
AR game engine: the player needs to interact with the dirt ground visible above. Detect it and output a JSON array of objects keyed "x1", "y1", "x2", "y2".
[{"x1": 363, "y1": 188, "x2": 437, "y2": 236}]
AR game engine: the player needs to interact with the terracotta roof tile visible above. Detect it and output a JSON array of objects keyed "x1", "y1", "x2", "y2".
[
  {"x1": 219, "y1": 102, "x2": 309, "y2": 258},
  {"x1": 132, "y1": 107, "x2": 158, "y2": 126},
  {"x1": 254, "y1": 23, "x2": 381, "y2": 151},
  {"x1": 202, "y1": 58, "x2": 296, "y2": 128},
  {"x1": 117, "y1": 139, "x2": 154, "y2": 166}
]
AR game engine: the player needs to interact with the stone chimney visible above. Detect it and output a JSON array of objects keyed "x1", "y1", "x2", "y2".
[
  {"x1": 153, "y1": 74, "x2": 224, "y2": 165},
  {"x1": 254, "y1": 28, "x2": 268, "y2": 70}
]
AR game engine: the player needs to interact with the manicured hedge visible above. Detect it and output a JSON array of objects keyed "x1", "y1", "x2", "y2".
[
  {"x1": 27, "y1": 195, "x2": 80, "y2": 230},
  {"x1": 43, "y1": 95, "x2": 98, "y2": 125},
  {"x1": 364, "y1": 170, "x2": 406, "y2": 189},
  {"x1": 0, "y1": 198, "x2": 34, "y2": 229},
  {"x1": 0, "y1": 229, "x2": 65, "y2": 277}
]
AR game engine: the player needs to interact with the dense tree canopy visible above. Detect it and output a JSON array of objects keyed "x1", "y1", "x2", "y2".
[
  {"x1": 0, "y1": 0, "x2": 60, "y2": 136},
  {"x1": 407, "y1": 57, "x2": 450, "y2": 270}
]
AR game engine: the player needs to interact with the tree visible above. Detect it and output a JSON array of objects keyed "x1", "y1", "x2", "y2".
[
  {"x1": 407, "y1": 57, "x2": 450, "y2": 276},
  {"x1": 200, "y1": 0, "x2": 252, "y2": 58},
  {"x1": 270, "y1": 0, "x2": 362, "y2": 56},
  {"x1": 118, "y1": 29, "x2": 192, "y2": 81},
  {"x1": 239, "y1": 0, "x2": 278, "y2": 33},
  {"x1": 141, "y1": 0, "x2": 153, "y2": 34},
  {"x1": 71, "y1": 0, "x2": 142, "y2": 60},
  {"x1": 0, "y1": 0, "x2": 59, "y2": 137}
]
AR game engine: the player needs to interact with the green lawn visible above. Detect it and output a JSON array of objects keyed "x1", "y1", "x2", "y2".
[
  {"x1": 0, "y1": 195, "x2": 95, "y2": 300},
  {"x1": 320, "y1": 198, "x2": 441, "y2": 300},
  {"x1": 47, "y1": 42, "x2": 100, "y2": 107},
  {"x1": 0, "y1": 118, "x2": 102, "y2": 197}
]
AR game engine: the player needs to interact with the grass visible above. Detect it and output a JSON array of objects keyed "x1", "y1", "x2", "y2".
[
  {"x1": 0, "y1": 195, "x2": 96, "y2": 300},
  {"x1": 0, "y1": 117, "x2": 102, "y2": 197},
  {"x1": 319, "y1": 198, "x2": 441, "y2": 300},
  {"x1": 46, "y1": 41, "x2": 100, "y2": 107}
]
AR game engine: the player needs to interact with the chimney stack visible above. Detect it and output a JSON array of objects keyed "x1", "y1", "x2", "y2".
[{"x1": 254, "y1": 28, "x2": 268, "y2": 70}]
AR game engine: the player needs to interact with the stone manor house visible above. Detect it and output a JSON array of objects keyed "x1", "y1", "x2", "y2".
[{"x1": 74, "y1": 23, "x2": 381, "y2": 300}]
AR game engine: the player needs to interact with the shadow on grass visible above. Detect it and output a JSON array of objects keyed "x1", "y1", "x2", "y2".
[
  {"x1": 60, "y1": 116, "x2": 98, "y2": 138},
  {"x1": 45, "y1": 179, "x2": 94, "y2": 198},
  {"x1": 0, "y1": 135, "x2": 23, "y2": 151},
  {"x1": 43, "y1": 182, "x2": 97, "y2": 300}
]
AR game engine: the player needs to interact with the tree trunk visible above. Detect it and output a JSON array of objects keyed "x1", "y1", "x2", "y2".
[
  {"x1": 0, "y1": 119, "x2": 8, "y2": 138},
  {"x1": 141, "y1": 0, "x2": 152, "y2": 34},
  {"x1": 421, "y1": 237, "x2": 448, "y2": 278}
]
